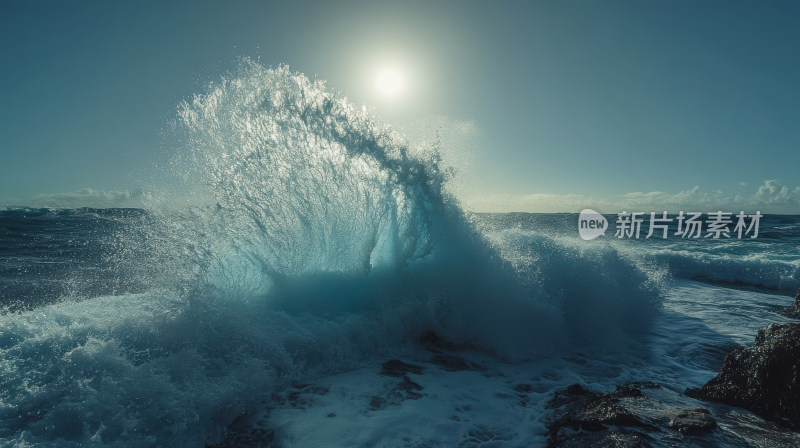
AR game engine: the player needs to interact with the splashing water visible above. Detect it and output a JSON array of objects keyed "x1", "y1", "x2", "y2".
[
  {"x1": 0, "y1": 60, "x2": 664, "y2": 447},
  {"x1": 175, "y1": 62, "x2": 451, "y2": 294},
  {"x1": 157, "y1": 60, "x2": 585, "y2": 348}
]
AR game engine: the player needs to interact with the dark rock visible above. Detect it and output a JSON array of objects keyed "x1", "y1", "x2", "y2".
[
  {"x1": 369, "y1": 374, "x2": 425, "y2": 411},
  {"x1": 613, "y1": 382, "x2": 660, "y2": 398},
  {"x1": 781, "y1": 291, "x2": 800, "y2": 318},
  {"x1": 666, "y1": 409, "x2": 716, "y2": 435},
  {"x1": 687, "y1": 322, "x2": 800, "y2": 430},
  {"x1": 548, "y1": 428, "x2": 653, "y2": 448},
  {"x1": 547, "y1": 384, "x2": 655, "y2": 435},
  {"x1": 380, "y1": 359, "x2": 424, "y2": 377},
  {"x1": 282, "y1": 384, "x2": 328, "y2": 409},
  {"x1": 429, "y1": 354, "x2": 485, "y2": 372},
  {"x1": 546, "y1": 383, "x2": 721, "y2": 448},
  {"x1": 369, "y1": 395, "x2": 387, "y2": 411},
  {"x1": 396, "y1": 375, "x2": 424, "y2": 398}
]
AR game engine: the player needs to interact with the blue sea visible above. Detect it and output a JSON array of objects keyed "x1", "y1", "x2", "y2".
[{"x1": 1, "y1": 62, "x2": 799, "y2": 447}]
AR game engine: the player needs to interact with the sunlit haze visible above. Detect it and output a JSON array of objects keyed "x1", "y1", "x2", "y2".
[
  {"x1": 1, "y1": 0, "x2": 798, "y2": 213},
  {"x1": 374, "y1": 65, "x2": 405, "y2": 98}
]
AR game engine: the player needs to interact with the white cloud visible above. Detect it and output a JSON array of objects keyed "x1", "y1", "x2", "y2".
[
  {"x1": 750, "y1": 179, "x2": 800, "y2": 207},
  {"x1": 464, "y1": 180, "x2": 800, "y2": 214}
]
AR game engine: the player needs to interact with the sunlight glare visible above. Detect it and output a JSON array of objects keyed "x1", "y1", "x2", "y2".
[{"x1": 374, "y1": 66, "x2": 404, "y2": 98}]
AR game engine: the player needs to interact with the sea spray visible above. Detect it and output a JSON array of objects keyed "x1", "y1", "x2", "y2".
[
  {"x1": 0, "y1": 60, "x2": 665, "y2": 446},
  {"x1": 160, "y1": 60, "x2": 572, "y2": 352}
]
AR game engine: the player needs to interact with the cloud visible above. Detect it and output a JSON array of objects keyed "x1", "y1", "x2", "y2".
[
  {"x1": 1, "y1": 188, "x2": 150, "y2": 209},
  {"x1": 464, "y1": 180, "x2": 800, "y2": 214},
  {"x1": 750, "y1": 180, "x2": 800, "y2": 207}
]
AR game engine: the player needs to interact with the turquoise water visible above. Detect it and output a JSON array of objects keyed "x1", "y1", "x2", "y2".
[{"x1": 1, "y1": 61, "x2": 797, "y2": 447}]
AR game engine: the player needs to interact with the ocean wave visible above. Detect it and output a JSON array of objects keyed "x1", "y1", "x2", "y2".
[
  {"x1": 0, "y1": 60, "x2": 664, "y2": 446},
  {"x1": 648, "y1": 249, "x2": 800, "y2": 294}
]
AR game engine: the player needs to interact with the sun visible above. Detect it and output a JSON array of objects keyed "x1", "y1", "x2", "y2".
[{"x1": 374, "y1": 66, "x2": 405, "y2": 98}]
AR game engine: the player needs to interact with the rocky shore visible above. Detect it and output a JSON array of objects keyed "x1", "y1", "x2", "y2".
[
  {"x1": 684, "y1": 290, "x2": 800, "y2": 432},
  {"x1": 687, "y1": 321, "x2": 800, "y2": 430},
  {"x1": 781, "y1": 290, "x2": 800, "y2": 318},
  {"x1": 545, "y1": 378, "x2": 800, "y2": 447},
  {"x1": 546, "y1": 382, "x2": 723, "y2": 447},
  {"x1": 547, "y1": 290, "x2": 800, "y2": 447}
]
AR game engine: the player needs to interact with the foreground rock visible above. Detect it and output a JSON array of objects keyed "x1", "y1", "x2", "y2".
[
  {"x1": 687, "y1": 322, "x2": 800, "y2": 430},
  {"x1": 546, "y1": 382, "x2": 719, "y2": 447},
  {"x1": 781, "y1": 290, "x2": 800, "y2": 318}
]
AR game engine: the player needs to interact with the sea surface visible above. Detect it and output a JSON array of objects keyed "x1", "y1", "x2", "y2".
[{"x1": 1, "y1": 62, "x2": 799, "y2": 447}]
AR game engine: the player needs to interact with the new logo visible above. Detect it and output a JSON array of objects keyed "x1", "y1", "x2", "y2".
[{"x1": 578, "y1": 209, "x2": 607, "y2": 240}]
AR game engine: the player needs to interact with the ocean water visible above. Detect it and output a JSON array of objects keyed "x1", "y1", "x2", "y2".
[{"x1": 1, "y1": 61, "x2": 799, "y2": 447}]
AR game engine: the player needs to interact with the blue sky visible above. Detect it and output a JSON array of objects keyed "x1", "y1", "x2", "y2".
[{"x1": 2, "y1": 0, "x2": 799, "y2": 212}]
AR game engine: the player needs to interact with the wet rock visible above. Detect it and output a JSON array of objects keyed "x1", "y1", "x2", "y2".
[
  {"x1": 429, "y1": 354, "x2": 485, "y2": 372},
  {"x1": 666, "y1": 409, "x2": 716, "y2": 435},
  {"x1": 369, "y1": 375, "x2": 425, "y2": 410},
  {"x1": 369, "y1": 395, "x2": 387, "y2": 411},
  {"x1": 380, "y1": 359, "x2": 424, "y2": 377},
  {"x1": 687, "y1": 322, "x2": 800, "y2": 430},
  {"x1": 277, "y1": 384, "x2": 328, "y2": 409},
  {"x1": 548, "y1": 429, "x2": 653, "y2": 448},
  {"x1": 781, "y1": 290, "x2": 800, "y2": 318},
  {"x1": 396, "y1": 375, "x2": 424, "y2": 397},
  {"x1": 547, "y1": 384, "x2": 656, "y2": 435},
  {"x1": 613, "y1": 382, "x2": 660, "y2": 398},
  {"x1": 546, "y1": 383, "x2": 720, "y2": 448}
]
